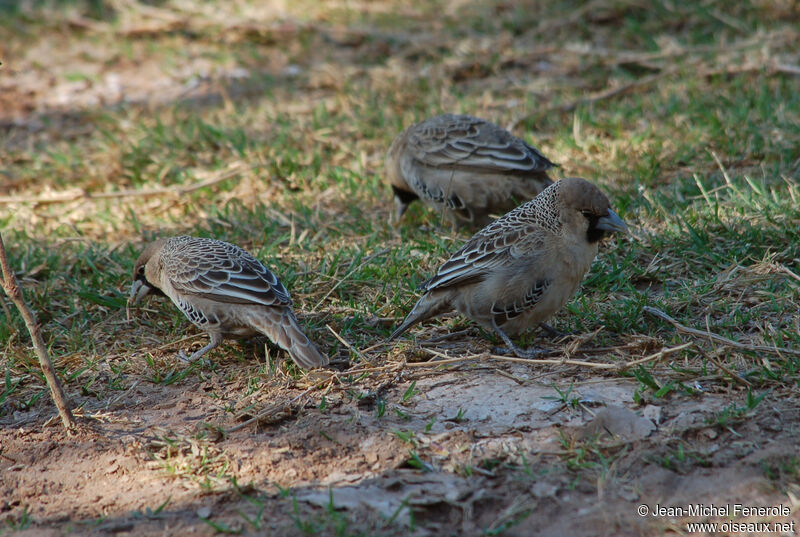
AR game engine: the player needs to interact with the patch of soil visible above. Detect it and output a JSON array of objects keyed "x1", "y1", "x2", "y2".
[{"x1": 2, "y1": 361, "x2": 798, "y2": 536}]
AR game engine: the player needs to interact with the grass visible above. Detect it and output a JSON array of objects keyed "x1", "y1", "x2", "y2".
[{"x1": 1, "y1": 0, "x2": 800, "y2": 535}]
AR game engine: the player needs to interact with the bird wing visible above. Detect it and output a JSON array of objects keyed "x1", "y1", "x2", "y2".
[
  {"x1": 166, "y1": 241, "x2": 293, "y2": 307},
  {"x1": 406, "y1": 115, "x2": 555, "y2": 174},
  {"x1": 422, "y1": 220, "x2": 539, "y2": 291}
]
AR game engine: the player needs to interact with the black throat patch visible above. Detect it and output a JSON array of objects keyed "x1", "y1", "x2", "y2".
[{"x1": 585, "y1": 214, "x2": 606, "y2": 244}]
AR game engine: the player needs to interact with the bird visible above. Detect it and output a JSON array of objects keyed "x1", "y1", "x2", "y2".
[
  {"x1": 128, "y1": 236, "x2": 329, "y2": 369},
  {"x1": 389, "y1": 177, "x2": 628, "y2": 358},
  {"x1": 385, "y1": 113, "x2": 556, "y2": 227}
]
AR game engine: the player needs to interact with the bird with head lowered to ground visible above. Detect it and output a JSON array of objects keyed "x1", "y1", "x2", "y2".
[
  {"x1": 129, "y1": 236, "x2": 329, "y2": 369},
  {"x1": 385, "y1": 113, "x2": 556, "y2": 228}
]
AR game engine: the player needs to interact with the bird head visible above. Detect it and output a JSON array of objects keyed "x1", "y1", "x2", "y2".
[
  {"x1": 557, "y1": 177, "x2": 628, "y2": 243},
  {"x1": 385, "y1": 130, "x2": 420, "y2": 226},
  {"x1": 390, "y1": 185, "x2": 420, "y2": 225},
  {"x1": 128, "y1": 238, "x2": 168, "y2": 305}
]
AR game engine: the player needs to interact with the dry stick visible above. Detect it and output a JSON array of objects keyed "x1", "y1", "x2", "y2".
[
  {"x1": 643, "y1": 306, "x2": 800, "y2": 356},
  {"x1": 776, "y1": 63, "x2": 800, "y2": 76},
  {"x1": 417, "y1": 342, "x2": 691, "y2": 371},
  {"x1": 619, "y1": 342, "x2": 693, "y2": 370},
  {"x1": 779, "y1": 264, "x2": 800, "y2": 285},
  {"x1": 0, "y1": 163, "x2": 248, "y2": 205},
  {"x1": 705, "y1": 351, "x2": 752, "y2": 388},
  {"x1": 226, "y1": 339, "x2": 690, "y2": 432},
  {"x1": 156, "y1": 333, "x2": 205, "y2": 351},
  {"x1": 418, "y1": 347, "x2": 618, "y2": 369},
  {"x1": 510, "y1": 69, "x2": 674, "y2": 129},
  {"x1": 419, "y1": 329, "x2": 472, "y2": 344},
  {"x1": 0, "y1": 233, "x2": 76, "y2": 430},
  {"x1": 326, "y1": 324, "x2": 369, "y2": 363}
]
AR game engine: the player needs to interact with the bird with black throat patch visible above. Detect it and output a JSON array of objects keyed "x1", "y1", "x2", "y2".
[
  {"x1": 385, "y1": 113, "x2": 556, "y2": 228},
  {"x1": 388, "y1": 177, "x2": 628, "y2": 358},
  {"x1": 128, "y1": 236, "x2": 329, "y2": 369}
]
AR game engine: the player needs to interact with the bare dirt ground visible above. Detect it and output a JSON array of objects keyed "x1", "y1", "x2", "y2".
[
  {"x1": 3, "y1": 340, "x2": 800, "y2": 536},
  {"x1": 2, "y1": 2, "x2": 800, "y2": 536}
]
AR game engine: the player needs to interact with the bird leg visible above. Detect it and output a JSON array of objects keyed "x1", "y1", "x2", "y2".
[
  {"x1": 178, "y1": 332, "x2": 223, "y2": 363},
  {"x1": 490, "y1": 319, "x2": 546, "y2": 359}
]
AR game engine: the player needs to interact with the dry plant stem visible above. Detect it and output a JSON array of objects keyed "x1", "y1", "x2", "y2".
[
  {"x1": 511, "y1": 69, "x2": 674, "y2": 129},
  {"x1": 0, "y1": 233, "x2": 76, "y2": 430},
  {"x1": 418, "y1": 342, "x2": 691, "y2": 371},
  {"x1": 0, "y1": 163, "x2": 248, "y2": 205},
  {"x1": 704, "y1": 351, "x2": 752, "y2": 387},
  {"x1": 326, "y1": 324, "x2": 369, "y2": 363},
  {"x1": 644, "y1": 306, "x2": 800, "y2": 356}
]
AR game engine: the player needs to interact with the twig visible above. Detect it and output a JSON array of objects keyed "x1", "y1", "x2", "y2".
[
  {"x1": 775, "y1": 63, "x2": 800, "y2": 76},
  {"x1": 643, "y1": 306, "x2": 800, "y2": 356},
  {"x1": 0, "y1": 163, "x2": 249, "y2": 205},
  {"x1": 489, "y1": 351, "x2": 621, "y2": 369},
  {"x1": 418, "y1": 347, "x2": 617, "y2": 369},
  {"x1": 617, "y1": 342, "x2": 693, "y2": 370},
  {"x1": 704, "y1": 351, "x2": 752, "y2": 387},
  {"x1": 0, "y1": 233, "x2": 75, "y2": 430},
  {"x1": 778, "y1": 264, "x2": 800, "y2": 285},
  {"x1": 511, "y1": 69, "x2": 673, "y2": 129},
  {"x1": 410, "y1": 348, "x2": 490, "y2": 367},
  {"x1": 326, "y1": 324, "x2": 369, "y2": 363},
  {"x1": 156, "y1": 333, "x2": 205, "y2": 351},
  {"x1": 414, "y1": 342, "x2": 692, "y2": 371},
  {"x1": 419, "y1": 329, "x2": 472, "y2": 345}
]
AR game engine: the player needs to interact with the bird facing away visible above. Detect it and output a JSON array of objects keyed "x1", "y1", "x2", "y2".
[
  {"x1": 385, "y1": 114, "x2": 556, "y2": 227},
  {"x1": 389, "y1": 177, "x2": 628, "y2": 357},
  {"x1": 128, "y1": 236, "x2": 329, "y2": 369}
]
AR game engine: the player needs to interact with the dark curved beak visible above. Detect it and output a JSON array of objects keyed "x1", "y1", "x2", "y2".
[{"x1": 596, "y1": 210, "x2": 628, "y2": 234}]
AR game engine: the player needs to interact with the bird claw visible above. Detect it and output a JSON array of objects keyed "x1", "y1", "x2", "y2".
[{"x1": 178, "y1": 350, "x2": 212, "y2": 367}]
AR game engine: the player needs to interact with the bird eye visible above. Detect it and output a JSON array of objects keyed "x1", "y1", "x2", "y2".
[{"x1": 580, "y1": 210, "x2": 593, "y2": 218}]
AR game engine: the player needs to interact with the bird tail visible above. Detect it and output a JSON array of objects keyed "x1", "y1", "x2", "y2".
[
  {"x1": 389, "y1": 292, "x2": 450, "y2": 341},
  {"x1": 248, "y1": 308, "x2": 329, "y2": 369}
]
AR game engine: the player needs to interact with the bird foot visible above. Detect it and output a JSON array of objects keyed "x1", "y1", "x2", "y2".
[{"x1": 178, "y1": 349, "x2": 211, "y2": 367}]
